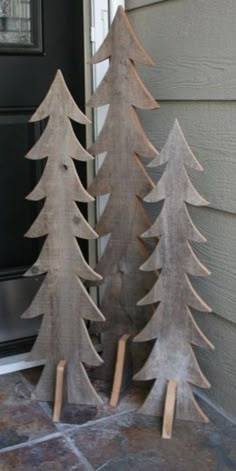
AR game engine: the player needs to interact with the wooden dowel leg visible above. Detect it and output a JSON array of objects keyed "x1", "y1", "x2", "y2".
[
  {"x1": 162, "y1": 380, "x2": 177, "y2": 440},
  {"x1": 109, "y1": 334, "x2": 130, "y2": 408},
  {"x1": 53, "y1": 360, "x2": 66, "y2": 422}
]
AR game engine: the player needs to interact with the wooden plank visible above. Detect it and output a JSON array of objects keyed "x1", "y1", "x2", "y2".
[
  {"x1": 22, "y1": 70, "x2": 105, "y2": 405},
  {"x1": 138, "y1": 101, "x2": 236, "y2": 215},
  {"x1": 53, "y1": 360, "x2": 66, "y2": 423},
  {"x1": 134, "y1": 121, "x2": 212, "y2": 423},
  {"x1": 126, "y1": 0, "x2": 167, "y2": 11},
  {"x1": 195, "y1": 313, "x2": 236, "y2": 421},
  {"x1": 109, "y1": 334, "x2": 130, "y2": 408},
  {"x1": 88, "y1": 6, "x2": 159, "y2": 382},
  {"x1": 162, "y1": 380, "x2": 177, "y2": 439},
  {"x1": 128, "y1": 0, "x2": 236, "y2": 100}
]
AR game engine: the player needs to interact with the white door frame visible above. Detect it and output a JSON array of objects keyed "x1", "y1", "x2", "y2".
[
  {"x1": 109, "y1": 0, "x2": 125, "y2": 21},
  {"x1": 90, "y1": 0, "x2": 125, "y2": 259},
  {"x1": 90, "y1": 0, "x2": 125, "y2": 161}
]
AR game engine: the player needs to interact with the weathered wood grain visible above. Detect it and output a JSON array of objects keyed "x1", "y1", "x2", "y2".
[
  {"x1": 22, "y1": 70, "x2": 105, "y2": 405},
  {"x1": 134, "y1": 120, "x2": 214, "y2": 423},
  {"x1": 138, "y1": 101, "x2": 236, "y2": 215},
  {"x1": 88, "y1": 6, "x2": 159, "y2": 381},
  {"x1": 195, "y1": 312, "x2": 236, "y2": 420},
  {"x1": 128, "y1": 0, "x2": 236, "y2": 100}
]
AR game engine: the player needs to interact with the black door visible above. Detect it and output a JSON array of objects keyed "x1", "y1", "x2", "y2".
[{"x1": 0, "y1": 0, "x2": 87, "y2": 356}]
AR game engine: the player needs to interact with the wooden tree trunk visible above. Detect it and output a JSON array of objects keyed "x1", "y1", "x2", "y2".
[
  {"x1": 22, "y1": 70, "x2": 104, "y2": 404},
  {"x1": 88, "y1": 6, "x2": 159, "y2": 380},
  {"x1": 134, "y1": 120, "x2": 214, "y2": 423}
]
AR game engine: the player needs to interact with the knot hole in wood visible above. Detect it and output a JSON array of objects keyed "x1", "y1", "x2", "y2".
[
  {"x1": 60, "y1": 163, "x2": 68, "y2": 171},
  {"x1": 73, "y1": 216, "x2": 80, "y2": 225}
]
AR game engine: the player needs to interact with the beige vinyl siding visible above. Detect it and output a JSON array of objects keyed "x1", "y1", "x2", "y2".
[
  {"x1": 128, "y1": 0, "x2": 236, "y2": 100},
  {"x1": 139, "y1": 101, "x2": 236, "y2": 214},
  {"x1": 126, "y1": 0, "x2": 167, "y2": 10},
  {"x1": 196, "y1": 314, "x2": 236, "y2": 418}
]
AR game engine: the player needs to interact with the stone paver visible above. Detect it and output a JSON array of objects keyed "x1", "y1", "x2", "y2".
[
  {"x1": 0, "y1": 437, "x2": 89, "y2": 471},
  {"x1": 69, "y1": 407, "x2": 236, "y2": 471},
  {"x1": 0, "y1": 373, "x2": 56, "y2": 449},
  {"x1": 49, "y1": 381, "x2": 147, "y2": 429},
  {"x1": 0, "y1": 372, "x2": 235, "y2": 471}
]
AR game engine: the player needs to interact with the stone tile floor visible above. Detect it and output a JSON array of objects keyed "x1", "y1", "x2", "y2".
[{"x1": 0, "y1": 369, "x2": 235, "y2": 470}]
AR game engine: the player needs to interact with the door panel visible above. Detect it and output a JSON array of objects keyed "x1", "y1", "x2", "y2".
[
  {"x1": 0, "y1": 0, "x2": 86, "y2": 354},
  {"x1": 0, "y1": 112, "x2": 43, "y2": 273}
]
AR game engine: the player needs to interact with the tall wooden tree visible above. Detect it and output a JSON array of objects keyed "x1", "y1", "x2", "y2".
[
  {"x1": 134, "y1": 120, "x2": 214, "y2": 423},
  {"x1": 88, "y1": 6, "x2": 159, "y2": 379},
  {"x1": 22, "y1": 70, "x2": 105, "y2": 405}
]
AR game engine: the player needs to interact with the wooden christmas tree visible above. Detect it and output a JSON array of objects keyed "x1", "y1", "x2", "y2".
[
  {"x1": 22, "y1": 70, "x2": 105, "y2": 405},
  {"x1": 88, "y1": 6, "x2": 159, "y2": 379},
  {"x1": 134, "y1": 120, "x2": 214, "y2": 427}
]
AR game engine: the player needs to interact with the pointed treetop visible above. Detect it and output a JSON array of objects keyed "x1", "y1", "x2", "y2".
[
  {"x1": 31, "y1": 69, "x2": 90, "y2": 124},
  {"x1": 90, "y1": 6, "x2": 154, "y2": 66},
  {"x1": 148, "y1": 119, "x2": 203, "y2": 171}
]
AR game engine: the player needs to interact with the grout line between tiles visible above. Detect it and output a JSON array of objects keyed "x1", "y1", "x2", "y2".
[
  {"x1": 38, "y1": 399, "x2": 54, "y2": 419},
  {"x1": 20, "y1": 371, "x2": 138, "y2": 430},
  {"x1": 19, "y1": 371, "x2": 236, "y2": 427},
  {"x1": 96, "y1": 461, "x2": 112, "y2": 471},
  {"x1": 61, "y1": 433, "x2": 95, "y2": 471},
  {"x1": 60, "y1": 408, "x2": 137, "y2": 433},
  {"x1": 19, "y1": 371, "x2": 35, "y2": 392},
  {"x1": 0, "y1": 432, "x2": 62, "y2": 455},
  {"x1": 53, "y1": 421, "x2": 95, "y2": 471},
  {"x1": 37, "y1": 392, "x2": 137, "y2": 432},
  {"x1": 193, "y1": 388, "x2": 236, "y2": 426},
  {"x1": 96, "y1": 463, "x2": 109, "y2": 471}
]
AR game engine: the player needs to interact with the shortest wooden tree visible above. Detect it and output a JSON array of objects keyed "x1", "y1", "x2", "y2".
[
  {"x1": 22, "y1": 70, "x2": 105, "y2": 405},
  {"x1": 134, "y1": 120, "x2": 214, "y2": 436}
]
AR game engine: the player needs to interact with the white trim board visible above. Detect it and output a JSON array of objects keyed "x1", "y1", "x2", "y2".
[
  {"x1": 90, "y1": 0, "x2": 125, "y2": 259},
  {"x1": 0, "y1": 353, "x2": 45, "y2": 375},
  {"x1": 90, "y1": 0, "x2": 109, "y2": 258},
  {"x1": 110, "y1": 0, "x2": 125, "y2": 21}
]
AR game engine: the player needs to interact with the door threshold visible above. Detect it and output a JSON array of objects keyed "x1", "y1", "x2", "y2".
[{"x1": 0, "y1": 353, "x2": 45, "y2": 375}]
